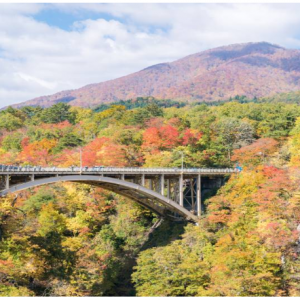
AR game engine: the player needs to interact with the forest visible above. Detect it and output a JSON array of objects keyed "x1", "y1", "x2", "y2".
[{"x1": 1, "y1": 96, "x2": 300, "y2": 296}]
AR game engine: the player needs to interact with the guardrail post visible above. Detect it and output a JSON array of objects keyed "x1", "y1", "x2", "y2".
[
  {"x1": 197, "y1": 174, "x2": 201, "y2": 216},
  {"x1": 179, "y1": 174, "x2": 183, "y2": 206}
]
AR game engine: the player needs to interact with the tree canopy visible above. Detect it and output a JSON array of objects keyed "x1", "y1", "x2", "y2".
[{"x1": 1, "y1": 97, "x2": 300, "y2": 295}]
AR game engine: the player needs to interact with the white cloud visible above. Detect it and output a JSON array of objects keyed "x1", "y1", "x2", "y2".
[{"x1": 1, "y1": 3, "x2": 300, "y2": 107}]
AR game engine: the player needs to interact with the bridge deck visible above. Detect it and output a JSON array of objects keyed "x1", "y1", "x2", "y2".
[{"x1": 0, "y1": 166, "x2": 238, "y2": 176}]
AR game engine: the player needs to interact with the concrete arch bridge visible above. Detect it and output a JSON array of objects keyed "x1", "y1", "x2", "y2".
[{"x1": 0, "y1": 166, "x2": 239, "y2": 223}]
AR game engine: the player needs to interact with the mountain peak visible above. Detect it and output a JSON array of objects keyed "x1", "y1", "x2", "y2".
[
  {"x1": 10, "y1": 42, "x2": 300, "y2": 109},
  {"x1": 208, "y1": 42, "x2": 284, "y2": 61},
  {"x1": 210, "y1": 41, "x2": 283, "y2": 52}
]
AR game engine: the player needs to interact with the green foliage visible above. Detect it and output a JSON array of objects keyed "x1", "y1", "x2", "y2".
[
  {"x1": 261, "y1": 91, "x2": 300, "y2": 104},
  {"x1": 0, "y1": 111, "x2": 23, "y2": 131},
  {"x1": 20, "y1": 106, "x2": 43, "y2": 118},
  {"x1": 133, "y1": 226, "x2": 212, "y2": 296},
  {"x1": 40, "y1": 103, "x2": 75, "y2": 124},
  {"x1": 23, "y1": 188, "x2": 56, "y2": 213},
  {"x1": 1, "y1": 132, "x2": 23, "y2": 152},
  {"x1": 0, "y1": 285, "x2": 34, "y2": 296},
  {"x1": 53, "y1": 133, "x2": 84, "y2": 153},
  {"x1": 120, "y1": 103, "x2": 164, "y2": 126},
  {"x1": 109, "y1": 198, "x2": 154, "y2": 253},
  {"x1": 94, "y1": 97, "x2": 186, "y2": 112},
  {"x1": 210, "y1": 117, "x2": 254, "y2": 160}
]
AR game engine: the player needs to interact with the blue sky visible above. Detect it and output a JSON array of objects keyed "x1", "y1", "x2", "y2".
[
  {"x1": 34, "y1": 5, "x2": 120, "y2": 31},
  {"x1": 1, "y1": 3, "x2": 300, "y2": 106}
]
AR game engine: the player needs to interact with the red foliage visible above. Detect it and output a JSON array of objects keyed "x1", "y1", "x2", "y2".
[
  {"x1": 260, "y1": 222, "x2": 298, "y2": 249},
  {"x1": 182, "y1": 128, "x2": 202, "y2": 146},
  {"x1": 232, "y1": 138, "x2": 279, "y2": 165},
  {"x1": 142, "y1": 125, "x2": 180, "y2": 152},
  {"x1": 262, "y1": 166, "x2": 285, "y2": 179},
  {"x1": 21, "y1": 137, "x2": 30, "y2": 148},
  {"x1": 0, "y1": 259, "x2": 14, "y2": 267}
]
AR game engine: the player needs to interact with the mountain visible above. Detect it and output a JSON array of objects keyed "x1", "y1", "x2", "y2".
[{"x1": 12, "y1": 42, "x2": 300, "y2": 108}]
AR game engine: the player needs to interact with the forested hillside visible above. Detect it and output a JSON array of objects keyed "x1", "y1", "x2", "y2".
[
  {"x1": 1, "y1": 99, "x2": 300, "y2": 295},
  {"x1": 12, "y1": 42, "x2": 300, "y2": 109}
]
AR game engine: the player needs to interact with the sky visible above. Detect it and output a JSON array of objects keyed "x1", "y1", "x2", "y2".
[{"x1": 2, "y1": 3, "x2": 300, "y2": 106}]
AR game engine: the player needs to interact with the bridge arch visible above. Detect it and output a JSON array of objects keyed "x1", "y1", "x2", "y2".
[{"x1": 0, "y1": 175, "x2": 199, "y2": 222}]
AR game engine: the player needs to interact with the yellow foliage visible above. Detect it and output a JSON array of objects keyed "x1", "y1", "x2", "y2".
[
  {"x1": 62, "y1": 237, "x2": 83, "y2": 252},
  {"x1": 37, "y1": 202, "x2": 67, "y2": 236},
  {"x1": 143, "y1": 151, "x2": 173, "y2": 167},
  {"x1": 0, "y1": 285, "x2": 34, "y2": 296}
]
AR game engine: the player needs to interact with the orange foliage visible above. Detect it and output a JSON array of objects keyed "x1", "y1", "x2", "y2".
[
  {"x1": 82, "y1": 137, "x2": 127, "y2": 167},
  {"x1": 54, "y1": 149, "x2": 80, "y2": 167},
  {"x1": 39, "y1": 120, "x2": 72, "y2": 131},
  {"x1": 18, "y1": 139, "x2": 57, "y2": 166},
  {"x1": 0, "y1": 151, "x2": 19, "y2": 165}
]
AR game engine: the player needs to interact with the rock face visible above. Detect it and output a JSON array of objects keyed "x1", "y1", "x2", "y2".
[{"x1": 12, "y1": 42, "x2": 300, "y2": 108}]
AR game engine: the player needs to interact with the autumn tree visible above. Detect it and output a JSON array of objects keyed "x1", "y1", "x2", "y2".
[
  {"x1": 232, "y1": 138, "x2": 279, "y2": 166},
  {"x1": 210, "y1": 117, "x2": 254, "y2": 160},
  {"x1": 40, "y1": 103, "x2": 75, "y2": 124},
  {"x1": 19, "y1": 138, "x2": 57, "y2": 165},
  {"x1": 142, "y1": 125, "x2": 180, "y2": 152},
  {"x1": 82, "y1": 137, "x2": 127, "y2": 167}
]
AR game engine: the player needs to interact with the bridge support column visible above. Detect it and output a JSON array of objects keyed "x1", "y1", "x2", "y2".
[
  {"x1": 191, "y1": 178, "x2": 195, "y2": 213},
  {"x1": 179, "y1": 174, "x2": 183, "y2": 206},
  {"x1": 167, "y1": 179, "x2": 170, "y2": 199},
  {"x1": 141, "y1": 174, "x2": 145, "y2": 186},
  {"x1": 121, "y1": 174, "x2": 125, "y2": 181},
  {"x1": 5, "y1": 175, "x2": 9, "y2": 190},
  {"x1": 160, "y1": 174, "x2": 164, "y2": 196},
  {"x1": 197, "y1": 174, "x2": 201, "y2": 217},
  {"x1": 149, "y1": 179, "x2": 153, "y2": 191},
  {"x1": 31, "y1": 174, "x2": 35, "y2": 181}
]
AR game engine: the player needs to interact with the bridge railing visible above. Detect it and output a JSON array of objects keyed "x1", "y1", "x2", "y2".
[{"x1": 0, "y1": 165, "x2": 239, "y2": 174}]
